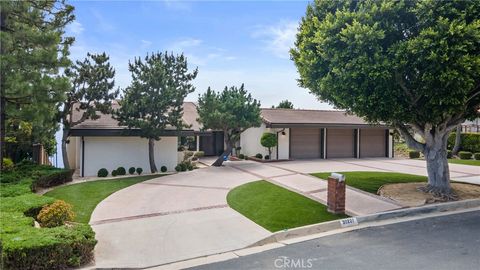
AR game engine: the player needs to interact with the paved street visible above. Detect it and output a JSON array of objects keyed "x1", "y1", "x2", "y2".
[{"x1": 191, "y1": 210, "x2": 480, "y2": 270}]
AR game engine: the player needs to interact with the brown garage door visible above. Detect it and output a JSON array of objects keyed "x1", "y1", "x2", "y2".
[
  {"x1": 327, "y1": 129, "x2": 355, "y2": 158},
  {"x1": 360, "y1": 129, "x2": 386, "y2": 157},
  {"x1": 290, "y1": 128, "x2": 321, "y2": 159}
]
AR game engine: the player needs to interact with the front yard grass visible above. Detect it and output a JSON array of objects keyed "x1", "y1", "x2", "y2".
[
  {"x1": 311, "y1": 171, "x2": 427, "y2": 194},
  {"x1": 44, "y1": 175, "x2": 160, "y2": 223},
  {"x1": 227, "y1": 180, "x2": 347, "y2": 232},
  {"x1": 448, "y1": 159, "x2": 480, "y2": 166}
]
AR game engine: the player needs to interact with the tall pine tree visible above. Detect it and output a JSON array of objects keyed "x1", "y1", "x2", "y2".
[
  {"x1": 60, "y1": 53, "x2": 119, "y2": 169},
  {"x1": 115, "y1": 52, "x2": 197, "y2": 173},
  {"x1": 0, "y1": 0, "x2": 74, "y2": 167}
]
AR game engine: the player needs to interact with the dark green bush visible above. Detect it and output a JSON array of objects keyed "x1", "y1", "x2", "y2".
[
  {"x1": 447, "y1": 132, "x2": 480, "y2": 153},
  {"x1": 175, "y1": 165, "x2": 181, "y2": 172},
  {"x1": 255, "y1": 153, "x2": 263, "y2": 159},
  {"x1": 265, "y1": 155, "x2": 270, "y2": 160},
  {"x1": 136, "y1": 167, "x2": 143, "y2": 175},
  {"x1": 111, "y1": 169, "x2": 118, "y2": 177},
  {"x1": 474, "y1": 153, "x2": 480, "y2": 160},
  {"x1": 128, "y1": 167, "x2": 136, "y2": 175},
  {"x1": 458, "y1": 151, "x2": 472, "y2": 160},
  {"x1": 32, "y1": 169, "x2": 74, "y2": 191},
  {"x1": 116, "y1": 167, "x2": 126, "y2": 176},
  {"x1": 180, "y1": 163, "x2": 187, "y2": 172},
  {"x1": 186, "y1": 163, "x2": 194, "y2": 171},
  {"x1": 97, "y1": 168, "x2": 108, "y2": 177},
  {"x1": 238, "y1": 154, "x2": 245, "y2": 159},
  {"x1": 2, "y1": 158, "x2": 14, "y2": 171},
  {"x1": 447, "y1": 150, "x2": 452, "y2": 159},
  {"x1": 161, "y1": 166, "x2": 167, "y2": 172},
  {"x1": 409, "y1": 151, "x2": 420, "y2": 159}
]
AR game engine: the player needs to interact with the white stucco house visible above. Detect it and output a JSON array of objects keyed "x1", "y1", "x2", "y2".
[{"x1": 67, "y1": 102, "x2": 393, "y2": 177}]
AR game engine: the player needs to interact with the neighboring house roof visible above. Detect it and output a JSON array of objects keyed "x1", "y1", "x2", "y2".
[
  {"x1": 69, "y1": 101, "x2": 198, "y2": 137},
  {"x1": 260, "y1": 108, "x2": 385, "y2": 128}
]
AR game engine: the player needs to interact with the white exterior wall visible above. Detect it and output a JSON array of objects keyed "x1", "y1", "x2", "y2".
[
  {"x1": 240, "y1": 124, "x2": 290, "y2": 159},
  {"x1": 82, "y1": 136, "x2": 178, "y2": 176}
]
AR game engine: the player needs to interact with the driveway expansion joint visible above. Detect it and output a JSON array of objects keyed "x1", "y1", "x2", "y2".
[{"x1": 140, "y1": 182, "x2": 230, "y2": 190}]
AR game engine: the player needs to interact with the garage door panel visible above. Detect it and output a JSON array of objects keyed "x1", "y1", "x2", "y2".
[
  {"x1": 360, "y1": 129, "x2": 386, "y2": 157},
  {"x1": 290, "y1": 128, "x2": 321, "y2": 159},
  {"x1": 327, "y1": 129, "x2": 354, "y2": 158}
]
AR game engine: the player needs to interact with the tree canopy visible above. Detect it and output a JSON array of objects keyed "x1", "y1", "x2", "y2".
[
  {"x1": 60, "y1": 52, "x2": 119, "y2": 169},
  {"x1": 0, "y1": 0, "x2": 75, "y2": 166},
  {"x1": 115, "y1": 52, "x2": 197, "y2": 172},
  {"x1": 197, "y1": 84, "x2": 261, "y2": 166},
  {"x1": 276, "y1": 100, "x2": 294, "y2": 109},
  {"x1": 292, "y1": 0, "x2": 480, "y2": 197}
]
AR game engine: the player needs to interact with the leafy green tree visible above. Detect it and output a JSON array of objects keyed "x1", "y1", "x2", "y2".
[
  {"x1": 197, "y1": 84, "x2": 261, "y2": 166},
  {"x1": 0, "y1": 0, "x2": 74, "y2": 167},
  {"x1": 292, "y1": 0, "x2": 480, "y2": 198},
  {"x1": 115, "y1": 52, "x2": 197, "y2": 173},
  {"x1": 276, "y1": 100, "x2": 294, "y2": 109},
  {"x1": 60, "y1": 53, "x2": 119, "y2": 169},
  {"x1": 260, "y1": 132, "x2": 277, "y2": 159}
]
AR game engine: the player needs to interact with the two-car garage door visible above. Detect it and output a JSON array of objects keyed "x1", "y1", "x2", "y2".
[{"x1": 290, "y1": 128, "x2": 387, "y2": 159}]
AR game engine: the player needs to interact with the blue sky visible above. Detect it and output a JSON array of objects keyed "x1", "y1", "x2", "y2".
[
  {"x1": 66, "y1": 0, "x2": 332, "y2": 109},
  {"x1": 54, "y1": 0, "x2": 333, "y2": 166}
]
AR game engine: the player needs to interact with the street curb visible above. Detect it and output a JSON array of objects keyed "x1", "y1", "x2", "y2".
[{"x1": 248, "y1": 198, "x2": 480, "y2": 247}]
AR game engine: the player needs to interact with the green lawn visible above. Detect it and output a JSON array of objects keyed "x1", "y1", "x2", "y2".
[
  {"x1": 311, "y1": 171, "x2": 427, "y2": 194},
  {"x1": 227, "y1": 180, "x2": 347, "y2": 232},
  {"x1": 448, "y1": 159, "x2": 480, "y2": 166},
  {"x1": 44, "y1": 175, "x2": 161, "y2": 223}
]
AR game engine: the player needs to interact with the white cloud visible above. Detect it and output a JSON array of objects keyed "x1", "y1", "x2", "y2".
[
  {"x1": 169, "y1": 38, "x2": 203, "y2": 52},
  {"x1": 141, "y1": 39, "x2": 152, "y2": 49},
  {"x1": 163, "y1": 0, "x2": 192, "y2": 11},
  {"x1": 252, "y1": 20, "x2": 299, "y2": 59},
  {"x1": 67, "y1": 21, "x2": 84, "y2": 35}
]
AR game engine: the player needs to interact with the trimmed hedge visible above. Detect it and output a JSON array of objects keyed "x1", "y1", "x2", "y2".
[
  {"x1": 0, "y1": 164, "x2": 96, "y2": 269},
  {"x1": 255, "y1": 153, "x2": 263, "y2": 159},
  {"x1": 474, "y1": 153, "x2": 480, "y2": 160},
  {"x1": 161, "y1": 166, "x2": 167, "y2": 172},
  {"x1": 238, "y1": 154, "x2": 245, "y2": 159},
  {"x1": 448, "y1": 132, "x2": 480, "y2": 153},
  {"x1": 129, "y1": 167, "x2": 136, "y2": 175},
  {"x1": 32, "y1": 169, "x2": 74, "y2": 191},
  {"x1": 136, "y1": 167, "x2": 143, "y2": 175},
  {"x1": 409, "y1": 151, "x2": 420, "y2": 159},
  {"x1": 458, "y1": 151, "x2": 473, "y2": 160},
  {"x1": 111, "y1": 169, "x2": 118, "y2": 177}
]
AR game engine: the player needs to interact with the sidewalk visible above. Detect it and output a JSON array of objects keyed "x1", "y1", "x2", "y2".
[{"x1": 227, "y1": 161, "x2": 402, "y2": 216}]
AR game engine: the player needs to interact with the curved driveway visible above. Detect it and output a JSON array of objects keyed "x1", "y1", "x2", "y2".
[{"x1": 90, "y1": 165, "x2": 270, "y2": 269}]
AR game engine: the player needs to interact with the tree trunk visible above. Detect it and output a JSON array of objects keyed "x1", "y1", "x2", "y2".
[
  {"x1": 148, "y1": 138, "x2": 158, "y2": 173},
  {"x1": 61, "y1": 129, "x2": 70, "y2": 169},
  {"x1": 452, "y1": 124, "x2": 461, "y2": 155},
  {"x1": 212, "y1": 143, "x2": 233, "y2": 167},
  {"x1": 0, "y1": 10, "x2": 6, "y2": 170},
  {"x1": 420, "y1": 131, "x2": 456, "y2": 200}
]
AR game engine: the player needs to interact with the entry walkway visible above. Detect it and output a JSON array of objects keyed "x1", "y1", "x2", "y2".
[{"x1": 227, "y1": 161, "x2": 403, "y2": 216}]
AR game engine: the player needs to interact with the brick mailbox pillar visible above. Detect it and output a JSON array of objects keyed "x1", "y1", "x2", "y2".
[{"x1": 327, "y1": 173, "x2": 346, "y2": 214}]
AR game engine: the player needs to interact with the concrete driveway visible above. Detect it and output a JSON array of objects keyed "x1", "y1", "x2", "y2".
[
  {"x1": 90, "y1": 166, "x2": 271, "y2": 269},
  {"x1": 269, "y1": 158, "x2": 480, "y2": 184}
]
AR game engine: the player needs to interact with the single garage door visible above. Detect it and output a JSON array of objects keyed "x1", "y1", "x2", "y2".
[
  {"x1": 327, "y1": 129, "x2": 355, "y2": 158},
  {"x1": 290, "y1": 128, "x2": 321, "y2": 159},
  {"x1": 360, "y1": 129, "x2": 386, "y2": 157}
]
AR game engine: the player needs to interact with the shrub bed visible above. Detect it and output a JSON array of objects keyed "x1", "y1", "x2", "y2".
[
  {"x1": 448, "y1": 132, "x2": 480, "y2": 153},
  {"x1": 32, "y1": 169, "x2": 74, "y2": 191},
  {"x1": 0, "y1": 163, "x2": 97, "y2": 269},
  {"x1": 409, "y1": 151, "x2": 420, "y2": 159},
  {"x1": 474, "y1": 153, "x2": 480, "y2": 160}
]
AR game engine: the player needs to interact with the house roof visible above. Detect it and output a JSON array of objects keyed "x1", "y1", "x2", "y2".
[{"x1": 260, "y1": 108, "x2": 384, "y2": 128}]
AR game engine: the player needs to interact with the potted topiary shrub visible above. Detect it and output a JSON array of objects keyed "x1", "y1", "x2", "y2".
[{"x1": 129, "y1": 167, "x2": 136, "y2": 175}]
